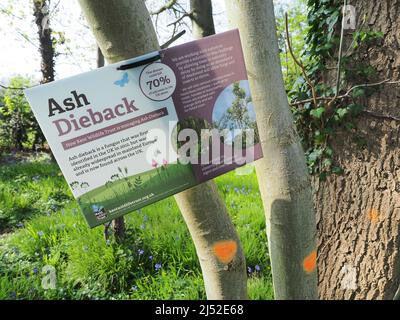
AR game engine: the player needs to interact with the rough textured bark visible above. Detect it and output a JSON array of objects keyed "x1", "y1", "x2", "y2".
[
  {"x1": 315, "y1": 0, "x2": 400, "y2": 300},
  {"x1": 226, "y1": 0, "x2": 318, "y2": 299},
  {"x1": 33, "y1": 0, "x2": 55, "y2": 84},
  {"x1": 189, "y1": 0, "x2": 215, "y2": 39},
  {"x1": 78, "y1": 0, "x2": 247, "y2": 300},
  {"x1": 33, "y1": 0, "x2": 53, "y2": 150},
  {"x1": 112, "y1": 216, "x2": 126, "y2": 241}
]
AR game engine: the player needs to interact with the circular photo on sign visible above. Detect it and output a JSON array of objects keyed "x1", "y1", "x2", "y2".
[
  {"x1": 212, "y1": 80, "x2": 259, "y2": 149},
  {"x1": 171, "y1": 117, "x2": 212, "y2": 152},
  {"x1": 139, "y1": 62, "x2": 177, "y2": 101}
]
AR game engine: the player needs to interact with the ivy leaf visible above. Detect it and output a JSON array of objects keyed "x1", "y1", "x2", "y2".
[
  {"x1": 308, "y1": 148, "x2": 323, "y2": 162},
  {"x1": 326, "y1": 11, "x2": 339, "y2": 32},
  {"x1": 324, "y1": 147, "x2": 333, "y2": 157},
  {"x1": 332, "y1": 166, "x2": 344, "y2": 175},
  {"x1": 345, "y1": 122, "x2": 355, "y2": 130},
  {"x1": 323, "y1": 158, "x2": 333, "y2": 167},
  {"x1": 314, "y1": 131, "x2": 326, "y2": 145},
  {"x1": 336, "y1": 108, "x2": 348, "y2": 119},
  {"x1": 352, "y1": 88, "x2": 365, "y2": 98},
  {"x1": 319, "y1": 172, "x2": 328, "y2": 181},
  {"x1": 310, "y1": 107, "x2": 326, "y2": 119},
  {"x1": 348, "y1": 104, "x2": 365, "y2": 116}
]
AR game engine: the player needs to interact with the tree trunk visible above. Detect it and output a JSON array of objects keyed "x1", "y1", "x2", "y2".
[
  {"x1": 189, "y1": 0, "x2": 215, "y2": 38},
  {"x1": 33, "y1": 0, "x2": 53, "y2": 151},
  {"x1": 95, "y1": 44, "x2": 126, "y2": 241},
  {"x1": 97, "y1": 45, "x2": 105, "y2": 68},
  {"x1": 226, "y1": 0, "x2": 318, "y2": 299},
  {"x1": 33, "y1": 0, "x2": 55, "y2": 84},
  {"x1": 315, "y1": 0, "x2": 400, "y2": 300},
  {"x1": 112, "y1": 216, "x2": 126, "y2": 242},
  {"x1": 78, "y1": 0, "x2": 247, "y2": 300}
]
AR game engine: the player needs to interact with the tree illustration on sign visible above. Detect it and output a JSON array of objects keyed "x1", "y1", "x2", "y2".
[{"x1": 213, "y1": 81, "x2": 259, "y2": 149}]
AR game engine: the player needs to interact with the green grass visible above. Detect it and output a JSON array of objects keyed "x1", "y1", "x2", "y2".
[{"x1": 0, "y1": 156, "x2": 273, "y2": 300}]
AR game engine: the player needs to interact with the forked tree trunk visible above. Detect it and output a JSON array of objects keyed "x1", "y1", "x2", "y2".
[
  {"x1": 78, "y1": 0, "x2": 247, "y2": 300},
  {"x1": 226, "y1": 0, "x2": 318, "y2": 299},
  {"x1": 314, "y1": 0, "x2": 400, "y2": 300}
]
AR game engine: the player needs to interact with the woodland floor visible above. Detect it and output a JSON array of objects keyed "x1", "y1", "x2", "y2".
[{"x1": 0, "y1": 153, "x2": 273, "y2": 300}]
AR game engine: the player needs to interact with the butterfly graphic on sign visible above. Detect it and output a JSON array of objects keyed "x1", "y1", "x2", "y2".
[{"x1": 114, "y1": 72, "x2": 129, "y2": 87}]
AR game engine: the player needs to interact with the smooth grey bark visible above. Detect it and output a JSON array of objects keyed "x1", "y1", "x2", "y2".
[
  {"x1": 78, "y1": 0, "x2": 247, "y2": 300},
  {"x1": 225, "y1": 0, "x2": 318, "y2": 299},
  {"x1": 190, "y1": 0, "x2": 215, "y2": 39},
  {"x1": 95, "y1": 44, "x2": 126, "y2": 241}
]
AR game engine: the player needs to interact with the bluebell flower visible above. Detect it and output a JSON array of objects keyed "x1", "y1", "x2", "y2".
[
  {"x1": 131, "y1": 286, "x2": 138, "y2": 291},
  {"x1": 140, "y1": 224, "x2": 145, "y2": 230},
  {"x1": 247, "y1": 266, "x2": 252, "y2": 273},
  {"x1": 155, "y1": 263, "x2": 162, "y2": 271},
  {"x1": 37, "y1": 231, "x2": 44, "y2": 237},
  {"x1": 33, "y1": 267, "x2": 38, "y2": 274},
  {"x1": 143, "y1": 214, "x2": 149, "y2": 222},
  {"x1": 32, "y1": 176, "x2": 40, "y2": 181},
  {"x1": 138, "y1": 249, "x2": 144, "y2": 256},
  {"x1": 255, "y1": 265, "x2": 261, "y2": 272},
  {"x1": 149, "y1": 255, "x2": 153, "y2": 261}
]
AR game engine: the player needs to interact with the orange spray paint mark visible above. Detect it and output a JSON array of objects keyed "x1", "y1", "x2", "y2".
[
  {"x1": 303, "y1": 250, "x2": 317, "y2": 273},
  {"x1": 213, "y1": 240, "x2": 238, "y2": 264},
  {"x1": 367, "y1": 208, "x2": 380, "y2": 223}
]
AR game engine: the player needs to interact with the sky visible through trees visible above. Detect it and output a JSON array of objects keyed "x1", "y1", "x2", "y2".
[{"x1": 0, "y1": 0, "x2": 294, "y2": 82}]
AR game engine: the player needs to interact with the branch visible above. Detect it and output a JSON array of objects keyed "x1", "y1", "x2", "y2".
[
  {"x1": 285, "y1": 12, "x2": 318, "y2": 108},
  {"x1": 290, "y1": 79, "x2": 400, "y2": 106},
  {"x1": 166, "y1": 11, "x2": 193, "y2": 27},
  {"x1": 160, "y1": 30, "x2": 186, "y2": 49},
  {"x1": 362, "y1": 110, "x2": 400, "y2": 122},
  {"x1": 150, "y1": 0, "x2": 177, "y2": 15}
]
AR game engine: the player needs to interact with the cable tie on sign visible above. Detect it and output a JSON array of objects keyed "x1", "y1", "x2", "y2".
[{"x1": 117, "y1": 54, "x2": 161, "y2": 70}]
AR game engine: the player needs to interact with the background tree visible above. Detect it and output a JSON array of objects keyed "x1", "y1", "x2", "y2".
[
  {"x1": 189, "y1": 0, "x2": 215, "y2": 38},
  {"x1": 226, "y1": 0, "x2": 318, "y2": 299},
  {"x1": 0, "y1": 77, "x2": 35, "y2": 151},
  {"x1": 78, "y1": 0, "x2": 247, "y2": 300},
  {"x1": 31, "y1": 0, "x2": 55, "y2": 150},
  {"x1": 216, "y1": 83, "x2": 254, "y2": 131}
]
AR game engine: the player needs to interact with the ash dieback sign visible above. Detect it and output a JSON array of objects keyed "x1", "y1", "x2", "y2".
[{"x1": 25, "y1": 29, "x2": 262, "y2": 228}]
